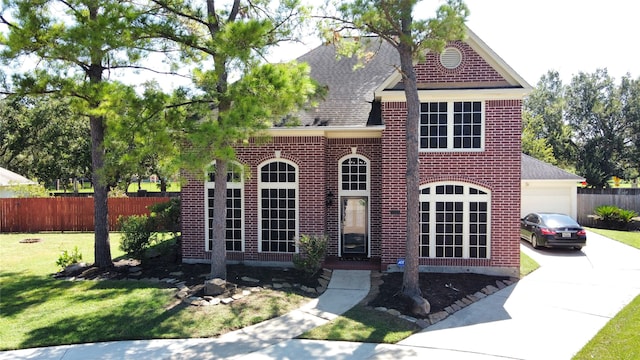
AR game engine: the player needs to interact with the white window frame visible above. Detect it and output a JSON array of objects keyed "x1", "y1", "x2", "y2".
[
  {"x1": 419, "y1": 100, "x2": 485, "y2": 152},
  {"x1": 204, "y1": 162, "x2": 245, "y2": 252},
  {"x1": 419, "y1": 182, "x2": 491, "y2": 259},
  {"x1": 257, "y1": 159, "x2": 299, "y2": 253},
  {"x1": 338, "y1": 154, "x2": 371, "y2": 257}
]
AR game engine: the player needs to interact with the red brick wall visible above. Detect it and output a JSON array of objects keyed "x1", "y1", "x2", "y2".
[
  {"x1": 415, "y1": 41, "x2": 506, "y2": 84},
  {"x1": 182, "y1": 136, "x2": 328, "y2": 264},
  {"x1": 380, "y1": 100, "x2": 522, "y2": 274}
]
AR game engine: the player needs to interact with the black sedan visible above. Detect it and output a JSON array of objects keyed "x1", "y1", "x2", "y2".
[{"x1": 520, "y1": 213, "x2": 587, "y2": 250}]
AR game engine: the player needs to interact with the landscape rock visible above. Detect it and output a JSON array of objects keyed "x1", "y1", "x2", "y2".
[
  {"x1": 204, "y1": 278, "x2": 227, "y2": 296},
  {"x1": 241, "y1": 276, "x2": 260, "y2": 283},
  {"x1": 428, "y1": 311, "x2": 449, "y2": 324},
  {"x1": 410, "y1": 295, "x2": 431, "y2": 317}
]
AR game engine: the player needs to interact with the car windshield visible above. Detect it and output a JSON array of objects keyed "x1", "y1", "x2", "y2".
[{"x1": 540, "y1": 214, "x2": 579, "y2": 228}]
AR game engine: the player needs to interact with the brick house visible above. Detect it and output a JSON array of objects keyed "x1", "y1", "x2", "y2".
[{"x1": 181, "y1": 28, "x2": 532, "y2": 277}]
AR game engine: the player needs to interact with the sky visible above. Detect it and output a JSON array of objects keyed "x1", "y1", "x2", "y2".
[{"x1": 270, "y1": 0, "x2": 640, "y2": 88}]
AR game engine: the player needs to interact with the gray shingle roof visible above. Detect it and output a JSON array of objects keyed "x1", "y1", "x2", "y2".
[
  {"x1": 521, "y1": 153, "x2": 584, "y2": 181},
  {"x1": 297, "y1": 38, "x2": 399, "y2": 127}
]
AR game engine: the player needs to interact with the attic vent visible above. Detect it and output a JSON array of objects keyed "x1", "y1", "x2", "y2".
[{"x1": 440, "y1": 47, "x2": 462, "y2": 69}]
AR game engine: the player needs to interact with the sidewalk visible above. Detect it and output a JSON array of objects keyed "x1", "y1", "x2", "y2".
[{"x1": 3, "y1": 231, "x2": 640, "y2": 359}]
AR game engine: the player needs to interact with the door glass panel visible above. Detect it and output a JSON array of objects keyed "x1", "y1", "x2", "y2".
[{"x1": 341, "y1": 197, "x2": 368, "y2": 256}]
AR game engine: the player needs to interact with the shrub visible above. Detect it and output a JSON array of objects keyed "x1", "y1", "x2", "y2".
[
  {"x1": 56, "y1": 246, "x2": 83, "y2": 270},
  {"x1": 148, "y1": 198, "x2": 181, "y2": 233},
  {"x1": 594, "y1": 205, "x2": 639, "y2": 230},
  {"x1": 293, "y1": 234, "x2": 328, "y2": 277},
  {"x1": 118, "y1": 215, "x2": 155, "y2": 259}
]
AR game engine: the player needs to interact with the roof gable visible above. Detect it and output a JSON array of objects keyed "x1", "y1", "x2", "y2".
[
  {"x1": 380, "y1": 27, "x2": 532, "y2": 93},
  {"x1": 296, "y1": 26, "x2": 531, "y2": 128},
  {"x1": 0, "y1": 167, "x2": 36, "y2": 186}
]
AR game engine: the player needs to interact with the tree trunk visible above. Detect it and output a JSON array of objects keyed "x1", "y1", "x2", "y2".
[
  {"x1": 210, "y1": 159, "x2": 228, "y2": 280},
  {"x1": 90, "y1": 113, "x2": 113, "y2": 268},
  {"x1": 398, "y1": 41, "x2": 423, "y2": 300}
]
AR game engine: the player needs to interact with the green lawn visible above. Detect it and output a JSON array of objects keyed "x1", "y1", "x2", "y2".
[
  {"x1": 587, "y1": 227, "x2": 640, "y2": 249},
  {"x1": 572, "y1": 228, "x2": 640, "y2": 359},
  {"x1": 0, "y1": 233, "x2": 308, "y2": 350},
  {"x1": 50, "y1": 181, "x2": 181, "y2": 194}
]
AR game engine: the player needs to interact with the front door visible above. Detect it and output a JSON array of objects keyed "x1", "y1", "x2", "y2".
[{"x1": 341, "y1": 196, "x2": 368, "y2": 257}]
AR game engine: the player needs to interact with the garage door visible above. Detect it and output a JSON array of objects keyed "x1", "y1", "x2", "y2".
[{"x1": 521, "y1": 185, "x2": 571, "y2": 218}]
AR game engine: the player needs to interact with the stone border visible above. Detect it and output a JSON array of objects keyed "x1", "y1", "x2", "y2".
[
  {"x1": 371, "y1": 277, "x2": 519, "y2": 329},
  {"x1": 60, "y1": 266, "x2": 333, "y2": 308}
]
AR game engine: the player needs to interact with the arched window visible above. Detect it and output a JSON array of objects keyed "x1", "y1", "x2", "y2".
[
  {"x1": 419, "y1": 182, "x2": 490, "y2": 259},
  {"x1": 205, "y1": 162, "x2": 244, "y2": 252},
  {"x1": 258, "y1": 160, "x2": 298, "y2": 253}
]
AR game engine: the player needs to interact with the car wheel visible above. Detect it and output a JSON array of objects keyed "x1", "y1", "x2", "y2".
[
  {"x1": 531, "y1": 234, "x2": 540, "y2": 249},
  {"x1": 573, "y1": 246, "x2": 582, "y2": 251}
]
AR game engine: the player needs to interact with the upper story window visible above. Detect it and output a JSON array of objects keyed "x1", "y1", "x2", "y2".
[{"x1": 420, "y1": 101, "x2": 484, "y2": 151}]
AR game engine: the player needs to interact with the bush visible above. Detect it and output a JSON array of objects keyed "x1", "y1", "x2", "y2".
[
  {"x1": 148, "y1": 198, "x2": 180, "y2": 233},
  {"x1": 56, "y1": 246, "x2": 83, "y2": 270},
  {"x1": 118, "y1": 215, "x2": 155, "y2": 259},
  {"x1": 293, "y1": 234, "x2": 328, "y2": 277},
  {"x1": 594, "y1": 205, "x2": 639, "y2": 230}
]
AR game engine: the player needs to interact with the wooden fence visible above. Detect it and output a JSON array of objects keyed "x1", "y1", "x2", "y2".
[
  {"x1": 0, "y1": 197, "x2": 172, "y2": 233},
  {"x1": 577, "y1": 188, "x2": 640, "y2": 227}
]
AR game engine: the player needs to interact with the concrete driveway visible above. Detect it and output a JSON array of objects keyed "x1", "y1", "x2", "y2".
[{"x1": 398, "y1": 230, "x2": 640, "y2": 359}]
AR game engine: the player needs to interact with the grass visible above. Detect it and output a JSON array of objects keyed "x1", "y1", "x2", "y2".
[
  {"x1": 573, "y1": 294, "x2": 640, "y2": 359},
  {"x1": 298, "y1": 305, "x2": 420, "y2": 343},
  {"x1": 520, "y1": 251, "x2": 539, "y2": 277},
  {"x1": 0, "y1": 233, "x2": 309, "y2": 350},
  {"x1": 299, "y1": 251, "x2": 539, "y2": 343},
  {"x1": 49, "y1": 181, "x2": 180, "y2": 194},
  {"x1": 571, "y1": 228, "x2": 640, "y2": 359},
  {"x1": 586, "y1": 227, "x2": 640, "y2": 249}
]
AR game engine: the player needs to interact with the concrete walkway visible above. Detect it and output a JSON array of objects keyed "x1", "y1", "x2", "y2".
[{"x1": 3, "y1": 231, "x2": 640, "y2": 359}]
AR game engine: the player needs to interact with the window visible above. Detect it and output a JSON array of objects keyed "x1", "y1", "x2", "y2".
[
  {"x1": 420, "y1": 101, "x2": 484, "y2": 151},
  {"x1": 341, "y1": 156, "x2": 368, "y2": 192},
  {"x1": 419, "y1": 182, "x2": 490, "y2": 259},
  {"x1": 206, "y1": 164, "x2": 244, "y2": 252},
  {"x1": 259, "y1": 160, "x2": 298, "y2": 253}
]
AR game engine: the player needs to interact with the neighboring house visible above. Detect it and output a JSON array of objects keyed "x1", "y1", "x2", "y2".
[
  {"x1": 0, "y1": 167, "x2": 37, "y2": 198},
  {"x1": 182, "y1": 27, "x2": 532, "y2": 277},
  {"x1": 521, "y1": 153, "x2": 585, "y2": 219}
]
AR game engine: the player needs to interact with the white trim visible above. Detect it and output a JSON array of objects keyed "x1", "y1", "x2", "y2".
[
  {"x1": 257, "y1": 159, "x2": 300, "y2": 253},
  {"x1": 337, "y1": 154, "x2": 371, "y2": 257},
  {"x1": 204, "y1": 162, "x2": 245, "y2": 252},
  {"x1": 419, "y1": 181, "x2": 492, "y2": 259},
  {"x1": 377, "y1": 88, "x2": 530, "y2": 102},
  {"x1": 266, "y1": 126, "x2": 384, "y2": 138}
]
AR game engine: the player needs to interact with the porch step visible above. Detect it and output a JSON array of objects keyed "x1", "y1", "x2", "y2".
[{"x1": 323, "y1": 256, "x2": 381, "y2": 271}]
